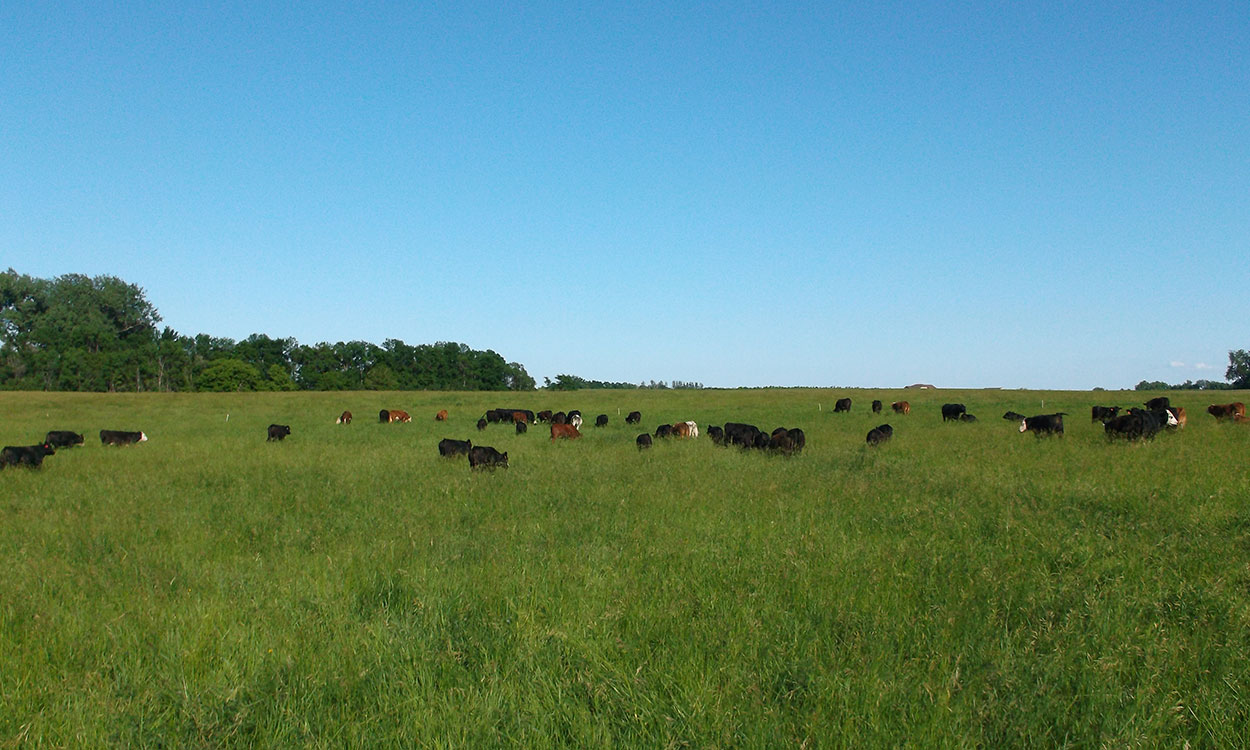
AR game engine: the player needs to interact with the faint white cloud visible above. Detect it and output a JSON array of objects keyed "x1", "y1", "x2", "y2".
[
  {"x1": 1170, "y1": 361, "x2": 1186, "y2": 368},
  {"x1": 1195, "y1": 362, "x2": 1214, "y2": 370}
]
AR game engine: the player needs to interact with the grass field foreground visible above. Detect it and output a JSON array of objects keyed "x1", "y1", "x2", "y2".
[{"x1": 2, "y1": 389, "x2": 1248, "y2": 746}]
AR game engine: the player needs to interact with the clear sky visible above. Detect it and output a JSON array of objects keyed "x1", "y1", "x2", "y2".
[{"x1": 3, "y1": 1, "x2": 1247, "y2": 389}]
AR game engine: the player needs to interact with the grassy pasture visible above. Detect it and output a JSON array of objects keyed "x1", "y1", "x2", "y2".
[{"x1": 1, "y1": 388, "x2": 1248, "y2": 747}]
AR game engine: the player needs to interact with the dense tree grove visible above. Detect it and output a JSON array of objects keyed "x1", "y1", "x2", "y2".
[{"x1": 0, "y1": 270, "x2": 535, "y2": 392}]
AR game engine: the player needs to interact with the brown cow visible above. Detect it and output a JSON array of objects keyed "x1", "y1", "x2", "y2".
[
  {"x1": 435, "y1": 410, "x2": 448, "y2": 421},
  {"x1": 336, "y1": 411, "x2": 352, "y2": 425},
  {"x1": 1235, "y1": 413, "x2": 1250, "y2": 424},
  {"x1": 388, "y1": 410, "x2": 412, "y2": 423},
  {"x1": 512, "y1": 411, "x2": 529, "y2": 424},
  {"x1": 671, "y1": 421, "x2": 699, "y2": 438},
  {"x1": 891, "y1": 401, "x2": 911, "y2": 415},
  {"x1": 550, "y1": 423, "x2": 582, "y2": 440},
  {"x1": 1208, "y1": 403, "x2": 1246, "y2": 421},
  {"x1": 1168, "y1": 406, "x2": 1187, "y2": 430}
]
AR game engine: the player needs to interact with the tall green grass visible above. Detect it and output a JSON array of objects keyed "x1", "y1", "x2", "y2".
[{"x1": 1, "y1": 389, "x2": 1248, "y2": 746}]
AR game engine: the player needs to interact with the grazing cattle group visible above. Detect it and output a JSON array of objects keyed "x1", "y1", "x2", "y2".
[{"x1": 8, "y1": 391, "x2": 1244, "y2": 478}]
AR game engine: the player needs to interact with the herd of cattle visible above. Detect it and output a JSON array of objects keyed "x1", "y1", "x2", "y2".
[{"x1": 4, "y1": 398, "x2": 1246, "y2": 471}]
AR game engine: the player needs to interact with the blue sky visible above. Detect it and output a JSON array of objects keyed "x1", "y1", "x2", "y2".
[{"x1": 3, "y1": 1, "x2": 1247, "y2": 388}]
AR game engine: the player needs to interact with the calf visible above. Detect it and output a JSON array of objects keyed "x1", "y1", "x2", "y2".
[
  {"x1": 1, "y1": 443, "x2": 55, "y2": 468},
  {"x1": 834, "y1": 398, "x2": 852, "y2": 413},
  {"x1": 636, "y1": 433, "x2": 652, "y2": 450},
  {"x1": 871, "y1": 400, "x2": 883, "y2": 414},
  {"x1": 336, "y1": 410, "x2": 353, "y2": 425},
  {"x1": 438, "y1": 438, "x2": 472, "y2": 457},
  {"x1": 435, "y1": 410, "x2": 448, "y2": 421},
  {"x1": 707, "y1": 425, "x2": 725, "y2": 445},
  {"x1": 100, "y1": 430, "x2": 147, "y2": 446},
  {"x1": 1019, "y1": 413, "x2": 1066, "y2": 436},
  {"x1": 515, "y1": 421, "x2": 527, "y2": 434},
  {"x1": 387, "y1": 410, "x2": 412, "y2": 423},
  {"x1": 267, "y1": 424, "x2": 291, "y2": 441},
  {"x1": 941, "y1": 403, "x2": 966, "y2": 422},
  {"x1": 891, "y1": 401, "x2": 911, "y2": 415},
  {"x1": 958, "y1": 413, "x2": 978, "y2": 423},
  {"x1": 626, "y1": 411, "x2": 642, "y2": 424},
  {"x1": 1002, "y1": 411, "x2": 1026, "y2": 421},
  {"x1": 1208, "y1": 403, "x2": 1246, "y2": 421},
  {"x1": 44, "y1": 431, "x2": 84, "y2": 448},
  {"x1": 866, "y1": 424, "x2": 893, "y2": 446},
  {"x1": 551, "y1": 423, "x2": 582, "y2": 440},
  {"x1": 476, "y1": 418, "x2": 488, "y2": 431},
  {"x1": 468, "y1": 445, "x2": 508, "y2": 469},
  {"x1": 595, "y1": 414, "x2": 609, "y2": 427}
]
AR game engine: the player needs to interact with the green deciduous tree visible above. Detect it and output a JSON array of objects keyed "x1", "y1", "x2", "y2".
[{"x1": 1227, "y1": 350, "x2": 1250, "y2": 389}]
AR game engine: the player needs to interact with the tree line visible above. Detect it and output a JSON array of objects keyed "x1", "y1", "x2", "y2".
[
  {"x1": 1135, "y1": 350, "x2": 1250, "y2": 391},
  {"x1": 0, "y1": 270, "x2": 535, "y2": 392}
]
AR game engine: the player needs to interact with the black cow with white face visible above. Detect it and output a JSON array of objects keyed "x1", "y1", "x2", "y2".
[
  {"x1": 1019, "y1": 413, "x2": 1066, "y2": 436},
  {"x1": 626, "y1": 411, "x2": 642, "y2": 424}
]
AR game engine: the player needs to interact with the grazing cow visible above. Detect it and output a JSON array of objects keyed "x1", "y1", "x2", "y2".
[
  {"x1": 1167, "y1": 406, "x2": 1186, "y2": 430},
  {"x1": 672, "y1": 421, "x2": 693, "y2": 438},
  {"x1": 336, "y1": 411, "x2": 352, "y2": 425},
  {"x1": 1105, "y1": 409, "x2": 1176, "y2": 440},
  {"x1": 1, "y1": 443, "x2": 55, "y2": 468},
  {"x1": 866, "y1": 424, "x2": 893, "y2": 446},
  {"x1": 438, "y1": 438, "x2": 472, "y2": 457},
  {"x1": 1019, "y1": 413, "x2": 1066, "y2": 436},
  {"x1": 100, "y1": 430, "x2": 147, "y2": 446},
  {"x1": 476, "y1": 418, "x2": 487, "y2": 431},
  {"x1": 570, "y1": 414, "x2": 583, "y2": 429},
  {"x1": 44, "y1": 431, "x2": 84, "y2": 448},
  {"x1": 379, "y1": 409, "x2": 390, "y2": 423},
  {"x1": 636, "y1": 433, "x2": 652, "y2": 450},
  {"x1": 515, "y1": 421, "x2": 527, "y2": 434},
  {"x1": 768, "y1": 427, "x2": 805, "y2": 454},
  {"x1": 1235, "y1": 413, "x2": 1250, "y2": 424},
  {"x1": 834, "y1": 398, "x2": 852, "y2": 413},
  {"x1": 787, "y1": 428, "x2": 806, "y2": 452},
  {"x1": 552, "y1": 412, "x2": 567, "y2": 424},
  {"x1": 871, "y1": 400, "x2": 883, "y2": 414},
  {"x1": 1091, "y1": 406, "x2": 1120, "y2": 423},
  {"x1": 1145, "y1": 397, "x2": 1171, "y2": 411},
  {"x1": 388, "y1": 410, "x2": 412, "y2": 423},
  {"x1": 595, "y1": 414, "x2": 609, "y2": 427},
  {"x1": 626, "y1": 411, "x2": 642, "y2": 424},
  {"x1": 1002, "y1": 411, "x2": 1026, "y2": 421},
  {"x1": 959, "y1": 413, "x2": 978, "y2": 423},
  {"x1": 568, "y1": 410, "x2": 582, "y2": 422},
  {"x1": 468, "y1": 445, "x2": 508, "y2": 469},
  {"x1": 537, "y1": 410, "x2": 553, "y2": 423},
  {"x1": 550, "y1": 423, "x2": 582, "y2": 440},
  {"x1": 707, "y1": 425, "x2": 725, "y2": 445},
  {"x1": 435, "y1": 410, "x2": 448, "y2": 421},
  {"x1": 1208, "y1": 403, "x2": 1246, "y2": 421},
  {"x1": 511, "y1": 411, "x2": 529, "y2": 424},
  {"x1": 723, "y1": 422, "x2": 764, "y2": 448},
  {"x1": 267, "y1": 424, "x2": 291, "y2": 441},
  {"x1": 654, "y1": 424, "x2": 673, "y2": 439},
  {"x1": 892, "y1": 401, "x2": 911, "y2": 415},
  {"x1": 941, "y1": 403, "x2": 966, "y2": 422}
]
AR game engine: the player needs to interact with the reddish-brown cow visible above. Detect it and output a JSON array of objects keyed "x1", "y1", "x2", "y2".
[{"x1": 550, "y1": 423, "x2": 582, "y2": 440}]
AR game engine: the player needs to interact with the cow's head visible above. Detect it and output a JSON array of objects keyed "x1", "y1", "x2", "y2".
[{"x1": 1019, "y1": 419, "x2": 1029, "y2": 433}]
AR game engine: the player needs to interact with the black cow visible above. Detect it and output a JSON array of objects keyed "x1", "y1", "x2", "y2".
[
  {"x1": 723, "y1": 422, "x2": 764, "y2": 448},
  {"x1": 1, "y1": 443, "x2": 55, "y2": 468},
  {"x1": 871, "y1": 400, "x2": 883, "y2": 414},
  {"x1": 941, "y1": 404, "x2": 966, "y2": 422},
  {"x1": 1105, "y1": 409, "x2": 1176, "y2": 441},
  {"x1": 1019, "y1": 413, "x2": 1066, "y2": 436},
  {"x1": 476, "y1": 418, "x2": 487, "y2": 431},
  {"x1": 267, "y1": 424, "x2": 291, "y2": 441},
  {"x1": 768, "y1": 431, "x2": 796, "y2": 453},
  {"x1": 552, "y1": 411, "x2": 567, "y2": 424},
  {"x1": 707, "y1": 425, "x2": 725, "y2": 445},
  {"x1": 654, "y1": 424, "x2": 673, "y2": 438},
  {"x1": 787, "y1": 428, "x2": 806, "y2": 452},
  {"x1": 537, "y1": 410, "x2": 553, "y2": 423},
  {"x1": 1091, "y1": 405, "x2": 1120, "y2": 423},
  {"x1": 1145, "y1": 397, "x2": 1171, "y2": 411},
  {"x1": 515, "y1": 421, "x2": 528, "y2": 434},
  {"x1": 834, "y1": 398, "x2": 852, "y2": 413},
  {"x1": 1002, "y1": 411, "x2": 1026, "y2": 421},
  {"x1": 595, "y1": 414, "x2": 609, "y2": 427},
  {"x1": 626, "y1": 411, "x2": 642, "y2": 424},
  {"x1": 379, "y1": 409, "x2": 391, "y2": 423},
  {"x1": 959, "y1": 413, "x2": 978, "y2": 423},
  {"x1": 636, "y1": 433, "x2": 652, "y2": 450},
  {"x1": 100, "y1": 430, "x2": 147, "y2": 446},
  {"x1": 468, "y1": 445, "x2": 508, "y2": 469},
  {"x1": 439, "y1": 438, "x2": 473, "y2": 457},
  {"x1": 866, "y1": 424, "x2": 893, "y2": 446},
  {"x1": 45, "y1": 431, "x2": 84, "y2": 448}
]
